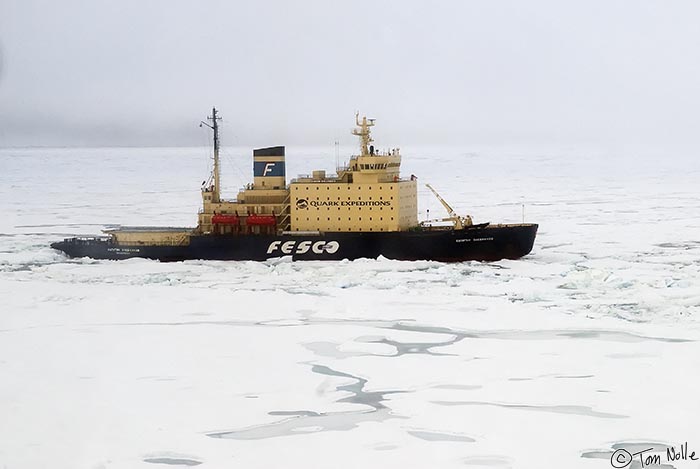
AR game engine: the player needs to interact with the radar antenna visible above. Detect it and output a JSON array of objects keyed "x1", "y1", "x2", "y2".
[{"x1": 351, "y1": 112, "x2": 375, "y2": 156}]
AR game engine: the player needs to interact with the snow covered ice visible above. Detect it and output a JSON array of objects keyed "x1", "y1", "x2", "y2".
[{"x1": 1, "y1": 145, "x2": 699, "y2": 469}]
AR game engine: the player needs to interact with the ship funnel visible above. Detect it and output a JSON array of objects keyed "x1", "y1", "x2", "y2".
[{"x1": 253, "y1": 146, "x2": 286, "y2": 189}]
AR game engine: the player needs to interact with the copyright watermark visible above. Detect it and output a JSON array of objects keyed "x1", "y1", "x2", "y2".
[{"x1": 611, "y1": 443, "x2": 698, "y2": 468}]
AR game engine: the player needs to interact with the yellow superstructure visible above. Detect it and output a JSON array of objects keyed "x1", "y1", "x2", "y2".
[
  {"x1": 288, "y1": 114, "x2": 417, "y2": 232},
  {"x1": 195, "y1": 110, "x2": 418, "y2": 235},
  {"x1": 197, "y1": 144, "x2": 288, "y2": 235}
]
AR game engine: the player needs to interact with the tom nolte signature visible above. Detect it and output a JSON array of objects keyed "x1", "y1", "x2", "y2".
[{"x1": 611, "y1": 442, "x2": 698, "y2": 468}]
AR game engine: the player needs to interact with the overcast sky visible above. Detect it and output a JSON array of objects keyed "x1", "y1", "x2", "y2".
[{"x1": 1, "y1": 0, "x2": 699, "y2": 147}]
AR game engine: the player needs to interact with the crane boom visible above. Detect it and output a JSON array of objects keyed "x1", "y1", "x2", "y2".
[
  {"x1": 425, "y1": 184, "x2": 457, "y2": 218},
  {"x1": 424, "y1": 184, "x2": 473, "y2": 229}
]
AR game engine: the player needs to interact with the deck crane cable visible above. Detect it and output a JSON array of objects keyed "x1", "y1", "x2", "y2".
[
  {"x1": 424, "y1": 183, "x2": 473, "y2": 229},
  {"x1": 199, "y1": 125, "x2": 214, "y2": 187},
  {"x1": 217, "y1": 120, "x2": 251, "y2": 193}
]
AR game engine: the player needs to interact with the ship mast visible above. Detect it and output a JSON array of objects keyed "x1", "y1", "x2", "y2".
[
  {"x1": 201, "y1": 107, "x2": 222, "y2": 203},
  {"x1": 352, "y1": 112, "x2": 375, "y2": 156}
]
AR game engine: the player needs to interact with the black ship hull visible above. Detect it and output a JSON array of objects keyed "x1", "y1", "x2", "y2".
[{"x1": 51, "y1": 224, "x2": 538, "y2": 262}]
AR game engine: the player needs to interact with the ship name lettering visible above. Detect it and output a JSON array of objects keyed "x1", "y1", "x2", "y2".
[
  {"x1": 281, "y1": 241, "x2": 296, "y2": 254},
  {"x1": 267, "y1": 240, "x2": 340, "y2": 255},
  {"x1": 107, "y1": 247, "x2": 141, "y2": 253},
  {"x1": 456, "y1": 237, "x2": 493, "y2": 243},
  {"x1": 296, "y1": 240, "x2": 312, "y2": 254}
]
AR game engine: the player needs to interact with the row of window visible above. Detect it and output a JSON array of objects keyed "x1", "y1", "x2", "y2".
[
  {"x1": 296, "y1": 185, "x2": 392, "y2": 191},
  {"x1": 295, "y1": 227, "x2": 389, "y2": 231},
  {"x1": 300, "y1": 196, "x2": 393, "y2": 201},
  {"x1": 305, "y1": 206, "x2": 393, "y2": 211},
  {"x1": 297, "y1": 217, "x2": 394, "y2": 221}
]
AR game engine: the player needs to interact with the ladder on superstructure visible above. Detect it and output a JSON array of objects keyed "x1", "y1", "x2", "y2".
[{"x1": 277, "y1": 192, "x2": 292, "y2": 233}]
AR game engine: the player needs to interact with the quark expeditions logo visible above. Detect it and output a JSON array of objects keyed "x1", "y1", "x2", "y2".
[
  {"x1": 267, "y1": 240, "x2": 340, "y2": 255},
  {"x1": 295, "y1": 198, "x2": 390, "y2": 209}
]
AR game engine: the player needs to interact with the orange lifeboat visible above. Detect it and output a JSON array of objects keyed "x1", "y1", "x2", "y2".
[
  {"x1": 212, "y1": 214, "x2": 240, "y2": 225},
  {"x1": 246, "y1": 214, "x2": 276, "y2": 226}
]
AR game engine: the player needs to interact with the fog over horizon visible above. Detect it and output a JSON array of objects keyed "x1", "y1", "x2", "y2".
[{"x1": 1, "y1": 0, "x2": 699, "y2": 149}]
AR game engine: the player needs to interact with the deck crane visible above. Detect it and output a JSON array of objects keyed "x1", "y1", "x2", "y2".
[{"x1": 425, "y1": 184, "x2": 473, "y2": 229}]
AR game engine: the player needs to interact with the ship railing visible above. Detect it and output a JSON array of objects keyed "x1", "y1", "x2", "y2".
[
  {"x1": 64, "y1": 236, "x2": 111, "y2": 244},
  {"x1": 281, "y1": 230, "x2": 322, "y2": 236},
  {"x1": 289, "y1": 175, "x2": 411, "y2": 183},
  {"x1": 115, "y1": 240, "x2": 190, "y2": 247},
  {"x1": 290, "y1": 175, "x2": 327, "y2": 183}
]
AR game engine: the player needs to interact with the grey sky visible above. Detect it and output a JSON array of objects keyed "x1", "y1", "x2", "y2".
[{"x1": 1, "y1": 0, "x2": 699, "y2": 147}]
